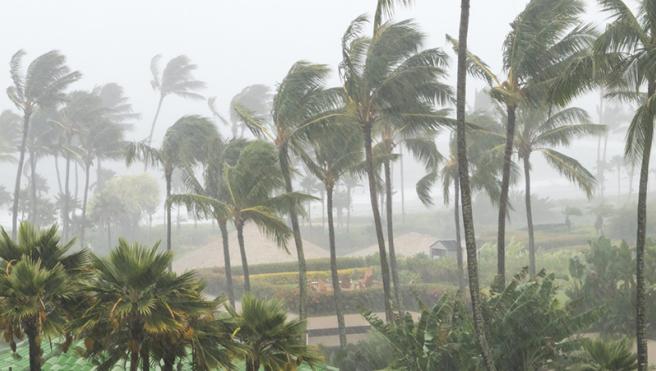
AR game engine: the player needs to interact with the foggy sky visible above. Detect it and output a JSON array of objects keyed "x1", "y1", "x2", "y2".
[{"x1": 0, "y1": 0, "x2": 630, "y2": 212}]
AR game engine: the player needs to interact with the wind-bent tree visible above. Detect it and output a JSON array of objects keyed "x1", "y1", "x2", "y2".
[
  {"x1": 7, "y1": 50, "x2": 81, "y2": 239},
  {"x1": 126, "y1": 115, "x2": 218, "y2": 257},
  {"x1": 209, "y1": 84, "x2": 272, "y2": 138},
  {"x1": 228, "y1": 295, "x2": 322, "y2": 371},
  {"x1": 417, "y1": 113, "x2": 503, "y2": 292},
  {"x1": 455, "y1": 0, "x2": 496, "y2": 369},
  {"x1": 147, "y1": 55, "x2": 205, "y2": 144},
  {"x1": 236, "y1": 62, "x2": 341, "y2": 320},
  {"x1": 340, "y1": 14, "x2": 452, "y2": 321},
  {"x1": 514, "y1": 106, "x2": 602, "y2": 275},
  {"x1": 169, "y1": 137, "x2": 248, "y2": 307},
  {"x1": 170, "y1": 141, "x2": 301, "y2": 293},
  {"x1": 448, "y1": 0, "x2": 596, "y2": 287},
  {"x1": 0, "y1": 223, "x2": 88, "y2": 371},
  {"x1": 594, "y1": 1, "x2": 656, "y2": 368},
  {"x1": 299, "y1": 123, "x2": 363, "y2": 350}
]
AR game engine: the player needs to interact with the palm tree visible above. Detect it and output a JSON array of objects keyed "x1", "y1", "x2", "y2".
[
  {"x1": 299, "y1": 123, "x2": 363, "y2": 350},
  {"x1": 571, "y1": 338, "x2": 638, "y2": 371},
  {"x1": 0, "y1": 223, "x2": 88, "y2": 371},
  {"x1": 147, "y1": 55, "x2": 205, "y2": 144},
  {"x1": 126, "y1": 115, "x2": 218, "y2": 257},
  {"x1": 209, "y1": 84, "x2": 272, "y2": 138},
  {"x1": 299, "y1": 172, "x2": 320, "y2": 227},
  {"x1": 594, "y1": 2, "x2": 656, "y2": 367},
  {"x1": 7, "y1": 50, "x2": 81, "y2": 239},
  {"x1": 449, "y1": 0, "x2": 596, "y2": 287},
  {"x1": 339, "y1": 13, "x2": 452, "y2": 321},
  {"x1": 79, "y1": 240, "x2": 215, "y2": 371},
  {"x1": 170, "y1": 140, "x2": 302, "y2": 293},
  {"x1": 454, "y1": 0, "x2": 496, "y2": 369},
  {"x1": 417, "y1": 114, "x2": 503, "y2": 292},
  {"x1": 563, "y1": 206, "x2": 583, "y2": 230},
  {"x1": 235, "y1": 62, "x2": 341, "y2": 320},
  {"x1": 229, "y1": 295, "x2": 322, "y2": 371},
  {"x1": 515, "y1": 106, "x2": 601, "y2": 275}
]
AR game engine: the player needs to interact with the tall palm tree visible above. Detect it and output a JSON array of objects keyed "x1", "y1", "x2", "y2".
[
  {"x1": 147, "y1": 55, "x2": 205, "y2": 144},
  {"x1": 454, "y1": 0, "x2": 496, "y2": 369},
  {"x1": 594, "y1": 1, "x2": 656, "y2": 368},
  {"x1": 340, "y1": 14, "x2": 452, "y2": 321},
  {"x1": 7, "y1": 50, "x2": 81, "y2": 239},
  {"x1": 417, "y1": 113, "x2": 503, "y2": 292},
  {"x1": 228, "y1": 295, "x2": 322, "y2": 371},
  {"x1": 515, "y1": 106, "x2": 602, "y2": 275},
  {"x1": 0, "y1": 223, "x2": 88, "y2": 371},
  {"x1": 170, "y1": 141, "x2": 303, "y2": 293},
  {"x1": 126, "y1": 115, "x2": 218, "y2": 257},
  {"x1": 209, "y1": 84, "x2": 272, "y2": 138},
  {"x1": 235, "y1": 62, "x2": 341, "y2": 320},
  {"x1": 79, "y1": 240, "x2": 215, "y2": 371},
  {"x1": 449, "y1": 0, "x2": 596, "y2": 287},
  {"x1": 299, "y1": 123, "x2": 363, "y2": 350}
]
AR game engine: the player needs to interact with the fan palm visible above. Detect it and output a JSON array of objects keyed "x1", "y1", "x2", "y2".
[
  {"x1": 147, "y1": 55, "x2": 205, "y2": 144},
  {"x1": 7, "y1": 50, "x2": 81, "y2": 239},
  {"x1": 78, "y1": 240, "x2": 216, "y2": 371},
  {"x1": 298, "y1": 123, "x2": 363, "y2": 350},
  {"x1": 126, "y1": 115, "x2": 218, "y2": 257},
  {"x1": 228, "y1": 295, "x2": 322, "y2": 371},
  {"x1": 0, "y1": 222, "x2": 88, "y2": 371},
  {"x1": 594, "y1": 1, "x2": 656, "y2": 367},
  {"x1": 448, "y1": 0, "x2": 596, "y2": 287},
  {"x1": 571, "y1": 337, "x2": 638, "y2": 371},
  {"x1": 235, "y1": 62, "x2": 342, "y2": 320},
  {"x1": 339, "y1": 14, "x2": 452, "y2": 321}
]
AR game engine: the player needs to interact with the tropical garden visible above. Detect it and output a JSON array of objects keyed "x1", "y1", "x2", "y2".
[{"x1": 0, "y1": 0, "x2": 655, "y2": 370}]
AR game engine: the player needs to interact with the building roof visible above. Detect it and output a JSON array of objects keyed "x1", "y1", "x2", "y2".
[{"x1": 430, "y1": 240, "x2": 460, "y2": 251}]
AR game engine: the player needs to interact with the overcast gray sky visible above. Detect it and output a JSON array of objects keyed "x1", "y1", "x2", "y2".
[{"x1": 0, "y1": 0, "x2": 630, "y2": 210}]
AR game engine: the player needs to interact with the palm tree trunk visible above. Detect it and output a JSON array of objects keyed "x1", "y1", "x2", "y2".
[
  {"x1": 363, "y1": 123, "x2": 394, "y2": 322},
  {"x1": 24, "y1": 319, "x2": 42, "y2": 371},
  {"x1": 147, "y1": 94, "x2": 165, "y2": 145},
  {"x1": 29, "y1": 150, "x2": 38, "y2": 226},
  {"x1": 129, "y1": 347, "x2": 139, "y2": 371},
  {"x1": 236, "y1": 220, "x2": 250, "y2": 292},
  {"x1": 74, "y1": 161, "x2": 80, "y2": 206},
  {"x1": 140, "y1": 343, "x2": 150, "y2": 371},
  {"x1": 400, "y1": 146, "x2": 406, "y2": 223},
  {"x1": 162, "y1": 354, "x2": 175, "y2": 371},
  {"x1": 602, "y1": 132, "x2": 609, "y2": 199},
  {"x1": 165, "y1": 169, "x2": 172, "y2": 269},
  {"x1": 384, "y1": 158, "x2": 401, "y2": 307},
  {"x1": 80, "y1": 161, "x2": 91, "y2": 248},
  {"x1": 63, "y1": 152, "x2": 71, "y2": 241},
  {"x1": 635, "y1": 81, "x2": 654, "y2": 371},
  {"x1": 54, "y1": 154, "x2": 63, "y2": 195},
  {"x1": 278, "y1": 146, "x2": 308, "y2": 320},
  {"x1": 326, "y1": 183, "x2": 347, "y2": 349},
  {"x1": 456, "y1": 1, "x2": 496, "y2": 370},
  {"x1": 496, "y1": 104, "x2": 516, "y2": 289},
  {"x1": 523, "y1": 156, "x2": 536, "y2": 276},
  {"x1": 321, "y1": 189, "x2": 326, "y2": 231},
  {"x1": 346, "y1": 184, "x2": 352, "y2": 234},
  {"x1": 454, "y1": 177, "x2": 465, "y2": 292},
  {"x1": 219, "y1": 220, "x2": 235, "y2": 307},
  {"x1": 12, "y1": 110, "x2": 32, "y2": 239}
]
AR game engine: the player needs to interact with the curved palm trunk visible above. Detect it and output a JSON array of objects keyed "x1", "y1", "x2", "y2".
[
  {"x1": 147, "y1": 94, "x2": 165, "y2": 145},
  {"x1": 454, "y1": 177, "x2": 465, "y2": 292},
  {"x1": 54, "y1": 154, "x2": 63, "y2": 195},
  {"x1": 523, "y1": 156, "x2": 536, "y2": 276},
  {"x1": 24, "y1": 319, "x2": 42, "y2": 371},
  {"x1": 326, "y1": 184, "x2": 347, "y2": 349},
  {"x1": 363, "y1": 123, "x2": 393, "y2": 322},
  {"x1": 236, "y1": 220, "x2": 250, "y2": 292},
  {"x1": 12, "y1": 110, "x2": 32, "y2": 239},
  {"x1": 496, "y1": 104, "x2": 516, "y2": 289},
  {"x1": 635, "y1": 82, "x2": 654, "y2": 371},
  {"x1": 219, "y1": 220, "x2": 235, "y2": 307},
  {"x1": 80, "y1": 161, "x2": 91, "y2": 248},
  {"x1": 165, "y1": 169, "x2": 172, "y2": 270},
  {"x1": 384, "y1": 158, "x2": 401, "y2": 307},
  {"x1": 29, "y1": 151, "x2": 38, "y2": 226},
  {"x1": 278, "y1": 147, "x2": 308, "y2": 320},
  {"x1": 456, "y1": 1, "x2": 496, "y2": 370}
]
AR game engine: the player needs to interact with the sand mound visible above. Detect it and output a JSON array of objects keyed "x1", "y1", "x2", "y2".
[
  {"x1": 173, "y1": 224, "x2": 329, "y2": 272},
  {"x1": 346, "y1": 232, "x2": 435, "y2": 258}
]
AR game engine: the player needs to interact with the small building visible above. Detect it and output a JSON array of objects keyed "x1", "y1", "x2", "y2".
[{"x1": 429, "y1": 240, "x2": 460, "y2": 259}]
